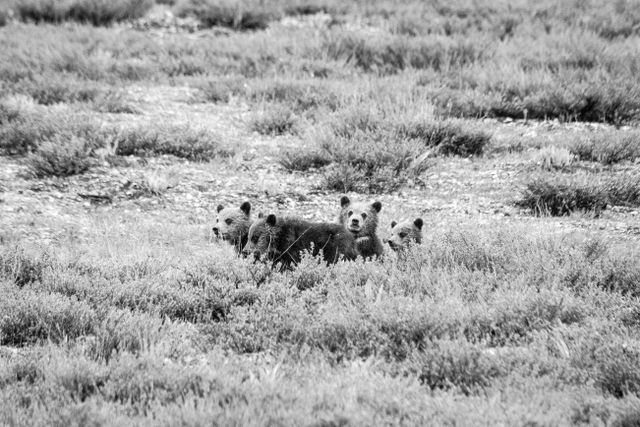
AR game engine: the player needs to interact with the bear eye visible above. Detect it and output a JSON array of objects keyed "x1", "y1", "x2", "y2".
[
  {"x1": 399, "y1": 232, "x2": 407, "y2": 238},
  {"x1": 225, "y1": 218, "x2": 233, "y2": 225},
  {"x1": 361, "y1": 213, "x2": 367, "y2": 219},
  {"x1": 348, "y1": 211, "x2": 353, "y2": 216}
]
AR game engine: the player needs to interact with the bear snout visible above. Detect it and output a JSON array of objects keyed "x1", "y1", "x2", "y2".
[
  {"x1": 212, "y1": 227, "x2": 219, "y2": 236},
  {"x1": 351, "y1": 218, "x2": 359, "y2": 226}
]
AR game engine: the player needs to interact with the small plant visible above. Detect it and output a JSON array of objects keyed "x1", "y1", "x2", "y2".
[
  {"x1": 198, "y1": 77, "x2": 246, "y2": 103},
  {"x1": 279, "y1": 149, "x2": 332, "y2": 172},
  {"x1": 92, "y1": 91, "x2": 140, "y2": 114},
  {"x1": 250, "y1": 106, "x2": 299, "y2": 136},
  {"x1": 569, "y1": 132, "x2": 640, "y2": 165},
  {"x1": 175, "y1": 0, "x2": 277, "y2": 30},
  {"x1": 517, "y1": 175, "x2": 608, "y2": 216},
  {"x1": 105, "y1": 124, "x2": 230, "y2": 161},
  {"x1": 26, "y1": 78, "x2": 101, "y2": 105},
  {"x1": 26, "y1": 136, "x2": 94, "y2": 178},
  {"x1": 16, "y1": 0, "x2": 154, "y2": 25},
  {"x1": 139, "y1": 169, "x2": 177, "y2": 196},
  {"x1": 534, "y1": 146, "x2": 575, "y2": 170}
]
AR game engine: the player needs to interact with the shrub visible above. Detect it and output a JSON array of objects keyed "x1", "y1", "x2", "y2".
[
  {"x1": 533, "y1": 146, "x2": 575, "y2": 171},
  {"x1": 0, "y1": 287, "x2": 97, "y2": 346},
  {"x1": 92, "y1": 92, "x2": 140, "y2": 114},
  {"x1": 0, "y1": 112, "x2": 59, "y2": 155},
  {"x1": 570, "y1": 131, "x2": 640, "y2": 165},
  {"x1": 16, "y1": 0, "x2": 154, "y2": 25},
  {"x1": 574, "y1": 340, "x2": 640, "y2": 398},
  {"x1": 396, "y1": 119, "x2": 490, "y2": 156},
  {"x1": 175, "y1": 0, "x2": 277, "y2": 30},
  {"x1": 105, "y1": 124, "x2": 231, "y2": 161},
  {"x1": 323, "y1": 31, "x2": 483, "y2": 75},
  {"x1": 25, "y1": 78, "x2": 102, "y2": 106},
  {"x1": 411, "y1": 340, "x2": 503, "y2": 394},
  {"x1": 0, "y1": 247, "x2": 48, "y2": 288},
  {"x1": 604, "y1": 173, "x2": 640, "y2": 207},
  {"x1": 250, "y1": 106, "x2": 299, "y2": 136},
  {"x1": 26, "y1": 137, "x2": 94, "y2": 178},
  {"x1": 246, "y1": 79, "x2": 341, "y2": 113},
  {"x1": 517, "y1": 175, "x2": 608, "y2": 216},
  {"x1": 197, "y1": 77, "x2": 246, "y2": 103},
  {"x1": 279, "y1": 149, "x2": 332, "y2": 172}
]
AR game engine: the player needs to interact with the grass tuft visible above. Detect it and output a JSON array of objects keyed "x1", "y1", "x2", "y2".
[
  {"x1": 517, "y1": 175, "x2": 608, "y2": 216},
  {"x1": 16, "y1": 0, "x2": 154, "y2": 25},
  {"x1": 26, "y1": 136, "x2": 94, "y2": 178},
  {"x1": 250, "y1": 105, "x2": 299, "y2": 136},
  {"x1": 569, "y1": 131, "x2": 640, "y2": 165},
  {"x1": 175, "y1": 0, "x2": 276, "y2": 30},
  {"x1": 105, "y1": 124, "x2": 232, "y2": 161}
]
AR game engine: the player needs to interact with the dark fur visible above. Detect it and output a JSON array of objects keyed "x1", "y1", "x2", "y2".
[
  {"x1": 338, "y1": 196, "x2": 384, "y2": 259},
  {"x1": 243, "y1": 214, "x2": 359, "y2": 269}
]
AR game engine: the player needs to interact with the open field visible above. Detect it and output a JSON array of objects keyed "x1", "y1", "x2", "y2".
[{"x1": 1, "y1": 0, "x2": 640, "y2": 425}]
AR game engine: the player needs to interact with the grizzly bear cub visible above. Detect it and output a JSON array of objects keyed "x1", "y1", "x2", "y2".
[
  {"x1": 212, "y1": 201, "x2": 253, "y2": 255},
  {"x1": 337, "y1": 196, "x2": 384, "y2": 259},
  {"x1": 242, "y1": 214, "x2": 359, "y2": 269},
  {"x1": 386, "y1": 218, "x2": 423, "y2": 251}
]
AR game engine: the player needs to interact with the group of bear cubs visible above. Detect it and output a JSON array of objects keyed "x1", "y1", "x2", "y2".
[{"x1": 212, "y1": 196, "x2": 423, "y2": 269}]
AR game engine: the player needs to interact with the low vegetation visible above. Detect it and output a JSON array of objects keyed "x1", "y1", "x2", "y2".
[
  {"x1": 26, "y1": 136, "x2": 94, "y2": 178},
  {"x1": 1, "y1": 226, "x2": 639, "y2": 423},
  {"x1": 2, "y1": 0, "x2": 640, "y2": 424},
  {"x1": 13, "y1": 0, "x2": 154, "y2": 25},
  {"x1": 517, "y1": 172, "x2": 640, "y2": 216},
  {"x1": 569, "y1": 131, "x2": 640, "y2": 165}
]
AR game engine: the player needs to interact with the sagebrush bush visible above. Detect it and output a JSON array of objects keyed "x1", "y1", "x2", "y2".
[
  {"x1": 0, "y1": 109, "x2": 101, "y2": 155},
  {"x1": 198, "y1": 77, "x2": 246, "y2": 103},
  {"x1": 410, "y1": 340, "x2": 503, "y2": 394},
  {"x1": 534, "y1": 146, "x2": 575, "y2": 171},
  {"x1": 175, "y1": 0, "x2": 276, "y2": 30},
  {"x1": 246, "y1": 79, "x2": 341, "y2": 113},
  {"x1": 517, "y1": 175, "x2": 608, "y2": 216},
  {"x1": 569, "y1": 132, "x2": 640, "y2": 165},
  {"x1": 26, "y1": 137, "x2": 94, "y2": 178},
  {"x1": 279, "y1": 149, "x2": 332, "y2": 172},
  {"x1": 0, "y1": 246, "x2": 48, "y2": 287},
  {"x1": 104, "y1": 124, "x2": 231, "y2": 161},
  {"x1": 16, "y1": 0, "x2": 154, "y2": 25},
  {"x1": 250, "y1": 105, "x2": 299, "y2": 136},
  {"x1": 322, "y1": 31, "x2": 483, "y2": 75},
  {"x1": 24, "y1": 78, "x2": 102, "y2": 105},
  {"x1": 0, "y1": 286, "x2": 97, "y2": 346},
  {"x1": 604, "y1": 173, "x2": 640, "y2": 207},
  {"x1": 92, "y1": 91, "x2": 140, "y2": 114}
]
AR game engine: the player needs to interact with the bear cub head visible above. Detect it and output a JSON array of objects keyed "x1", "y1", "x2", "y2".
[
  {"x1": 243, "y1": 213, "x2": 278, "y2": 261},
  {"x1": 213, "y1": 201, "x2": 252, "y2": 252},
  {"x1": 386, "y1": 218, "x2": 423, "y2": 251},
  {"x1": 338, "y1": 196, "x2": 382, "y2": 238}
]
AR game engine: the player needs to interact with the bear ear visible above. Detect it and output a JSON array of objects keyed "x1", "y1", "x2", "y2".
[
  {"x1": 216, "y1": 204, "x2": 224, "y2": 213},
  {"x1": 240, "y1": 201, "x2": 251, "y2": 216},
  {"x1": 258, "y1": 212, "x2": 264, "y2": 219},
  {"x1": 371, "y1": 201, "x2": 382, "y2": 213},
  {"x1": 340, "y1": 196, "x2": 351, "y2": 208},
  {"x1": 414, "y1": 218, "x2": 423, "y2": 230},
  {"x1": 266, "y1": 214, "x2": 277, "y2": 226},
  {"x1": 391, "y1": 221, "x2": 397, "y2": 228}
]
